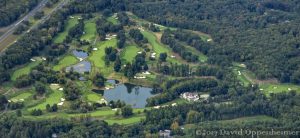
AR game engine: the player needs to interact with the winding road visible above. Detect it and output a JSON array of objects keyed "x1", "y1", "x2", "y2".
[{"x1": 0, "y1": 0, "x2": 68, "y2": 52}]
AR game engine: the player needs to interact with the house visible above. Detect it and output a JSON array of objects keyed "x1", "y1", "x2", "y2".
[
  {"x1": 159, "y1": 130, "x2": 172, "y2": 138},
  {"x1": 181, "y1": 92, "x2": 199, "y2": 102}
]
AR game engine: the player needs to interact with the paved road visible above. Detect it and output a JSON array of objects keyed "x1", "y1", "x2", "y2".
[{"x1": 0, "y1": 0, "x2": 69, "y2": 52}]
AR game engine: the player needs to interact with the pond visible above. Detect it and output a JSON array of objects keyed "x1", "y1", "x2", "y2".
[
  {"x1": 73, "y1": 50, "x2": 88, "y2": 59},
  {"x1": 66, "y1": 61, "x2": 91, "y2": 73},
  {"x1": 103, "y1": 83, "x2": 154, "y2": 108}
]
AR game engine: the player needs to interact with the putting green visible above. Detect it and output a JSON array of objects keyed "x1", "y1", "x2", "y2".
[
  {"x1": 53, "y1": 55, "x2": 78, "y2": 71},
  {"x1": 121, "y1": 45, "x2": 141, "y2": 62},
  {"x1": 53, "y1": 16, "x2": 79, "y2": 43}
]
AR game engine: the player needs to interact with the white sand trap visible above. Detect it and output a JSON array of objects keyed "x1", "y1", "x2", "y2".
[{"x1": 238, "y1": 71, "x2": 242, "y2": 76}]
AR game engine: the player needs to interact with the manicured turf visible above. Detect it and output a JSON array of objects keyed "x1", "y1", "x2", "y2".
[
  {"x1": 81, "y1": 20, "x2": 97, "y2": 41},
  {"x1": 107, "y1": 15, "x2": 120, "y2": 25},
  {"x1": 232, "y1": 63, "x2": 255, "y2": 86},
  {"x1": 10, "y1": 92, "x2": 32, "y2": 102},
  {"x1": 11, "y1": 60, "x2": 41, "y2": 81},
  {"x1": 28, "y1": 87, "x2": 63, "y2": 111},
  {"x1": 53, "y1": 55, "x2": 78, "y2": 71},
  {"x1": 89, "y1": 38, "x2": 117, "y2": 76},
  {"x1": 142, "y1": 30, "x2": 169, "y2": 54},
  {"x1": 121, "y1": 45, "x2": 140, "y2": 62},
  {"x1": 53, "y1": 16, "x2": 79, "y2": 43},
  {"x1": 185, "y1": 46, "x2": 208, "y2": 62},
  {"x1": 260, "y1": 83, "x2": 300, "y2": 95},
  {"x1": 105, "y1": 116, "x2": 145, "y2": 125}
]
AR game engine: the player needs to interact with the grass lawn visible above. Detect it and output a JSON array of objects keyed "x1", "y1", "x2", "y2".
[
  {"x1": 260, "y1": 83, "x2": 300, "y2": 95},
  {"x1": 53, "y1": 16, "x2": 79, "y2": 43},
  {"x1": 105, "y1": 116, "x2": 145, "y2": 125},
  {"x1": 120, "y1": 45, "x2": 140, "y2": 62},
  {"x1": 76, "y1": 81, "x2": 103, "y2": 103},
  {"x1": 89, "y1": 38, "x2": 117, "y2": 76},
  {"x1": 81, "y1": 20, "x2": 97, "y2": 41},
  {"x1": 53, "y1": 55, "x2": 78, "y2": 71},
  {"x1": 107, "y1": 15, "x2": 120, "y2": 25},
  {"x1": 11, "y1": 59, "x2": 42, "y2": 81},
  {"x1": 185, "y1": 45, "x2": 208, "y2": 62},
  {"x1": 232, "y1": 63, "x2": 255, "y2": 86},
  {"x1": 28, "y1": 86, "x2": 63, "y2": 111},
  {"x1": 142, "y1": 30, "x2": 169, "y2": 54},
  {"x1": 10, "y1": 92, "x2": 33, "y2": 102}
]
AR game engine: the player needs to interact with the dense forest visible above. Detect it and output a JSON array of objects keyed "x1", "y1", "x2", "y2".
[
  {"x1": 0, "y1": 0, "x2": 40, "y2": 27},
  {"x1": 128, "y1": 0, "x2": 300, "y2": 84},
  {"x1": 0, "y1": 0, "x2": 300, "y2": 137}
]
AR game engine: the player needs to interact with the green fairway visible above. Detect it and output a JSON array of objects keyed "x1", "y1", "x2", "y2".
[
  {"x1": 11, "y1": 60, "x2": 41, "y2": 81},
  {"x1": 185, "y1": 46, "x2": 208, "y2": 62},
  {"x1": 81, "y1": 20, "x2": 97, "y2": 41},
  {"x1": 142, "y1": 30, "x2": 169, "y2": 54},
  {"x1": 232, "y1": 63, "x2": 255, "y2": 86},
  {"x1": 89, "y1": 39, "x2": 117, "y2": 76},
  {"x1": 105, "y1": 116, "x2": 145, "y2": 125},
  {"x1": 53, "y1": 55, "x2": 78, "y2": 71},
  {"x1": 53, "y1": 16, "x2": 79, "y2": 43},
  {"x1": 107, "y1": 15, "x2": 120, "y2": 25},
  {"x1": 260, "y1": 83, "x2": 300, "y2": 95},
  {"x1": 28, "y1": 87, "x2": 63, "y2": 111},
  {"x1": 121, "y1": 45, "x2": 141, "y2": 62},
  {"x1": 10, "y1": 92, "x2": 32, "y2": 102}
]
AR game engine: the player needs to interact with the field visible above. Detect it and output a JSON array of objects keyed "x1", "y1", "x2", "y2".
[
  {"x1": 28, "y1": 86, "x2": 63, "y2": 111},
  {"x1": 80, "y1": 19, "x2": 97, "y2": 41},
  {"x1": 232, "y1": 63, "x2": 300, "y2": 95},
  {"x1": 10, "y1": 92, "x2": 33, "y2": 102},
  {"x1": 53, "y1": 55, "x2": 78, "y2": 71},
  {"x1": 260, "y1": 83, "x2": 300, "y2": 95},
  {"x1": 120, "y1": 45, "x2": 140, "y2": 62},
  {"x1": 217, "y1": 115, "x2": 276, "y2": 124},
  {"x1": 142, "y1": 30, "x2": 169, "y2": 54},
  {"x1": 105, "y1": 116, "x2": 145, "y2": 125},
  {"x1": 11, "y1": 59, "x2": 42, "y2": 81},
  {"x1": 89, "y1": 38, "x2": 117, "y2": 76},
  {"x1": 107, "y1": 15, "x2": 120, "y2": 25},
  {"x1": 53, "y1": 16, "x2": 79, "y2": 43}
]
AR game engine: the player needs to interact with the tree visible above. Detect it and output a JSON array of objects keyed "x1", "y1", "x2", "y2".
[
  {"x1": 34, "y1": 82, "x2": 46, "y2": 95},
  {"x1": 121, "y1": 105, "x2": 133, "y2": 117},
  {"x1": 93, "y1": 73, "x2": 106, "y2": 87},
  {"x1": 16, "y1": 109, "x2": 22, "y2": 117},
  {"x1": 31, "y1": 109, "x2": 43, "y2": 116},
  {"x1": 0, "y1": 95, "x2": 8, "y2": 110},
  {"x1": 186, "y1": 110, "x2": 204, "y2": 123},
  {"x1": 159, "y1": 53, "x2": 167, "y2": 62},
  {"x1": 114, "y1": 57, "x2": 122, "y2": 72}
]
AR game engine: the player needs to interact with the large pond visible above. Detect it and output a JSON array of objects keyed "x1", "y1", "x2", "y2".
[
  {"x1": 73, "y1": 50, "x2": 88, "y2": 59},
  {"x1": 103, "y1": 83, "x2": 154, "y2": 108},
  {"x1": 66, "y1": 61, "x2": 91, "y2": 73}
]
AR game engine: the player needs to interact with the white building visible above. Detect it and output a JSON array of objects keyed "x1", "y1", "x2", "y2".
[{"x1": 181, "y1": 92, "x2": 199, "y2": 102}]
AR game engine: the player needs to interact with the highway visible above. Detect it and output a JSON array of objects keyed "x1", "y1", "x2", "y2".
[{"x1": 0, "y1": 0, "x2": 69, "y2": 52}]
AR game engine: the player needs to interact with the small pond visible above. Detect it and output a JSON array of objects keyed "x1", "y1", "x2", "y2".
[
  {"x1": 73, "y1": 50, "x2": 88, "y2": 59},
  {"x1": 103, "y1": 83, "x2": 154, "y2": 108},
  {"x1": 66, "y1": 61, "x2": 91, "y2": 73}
]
